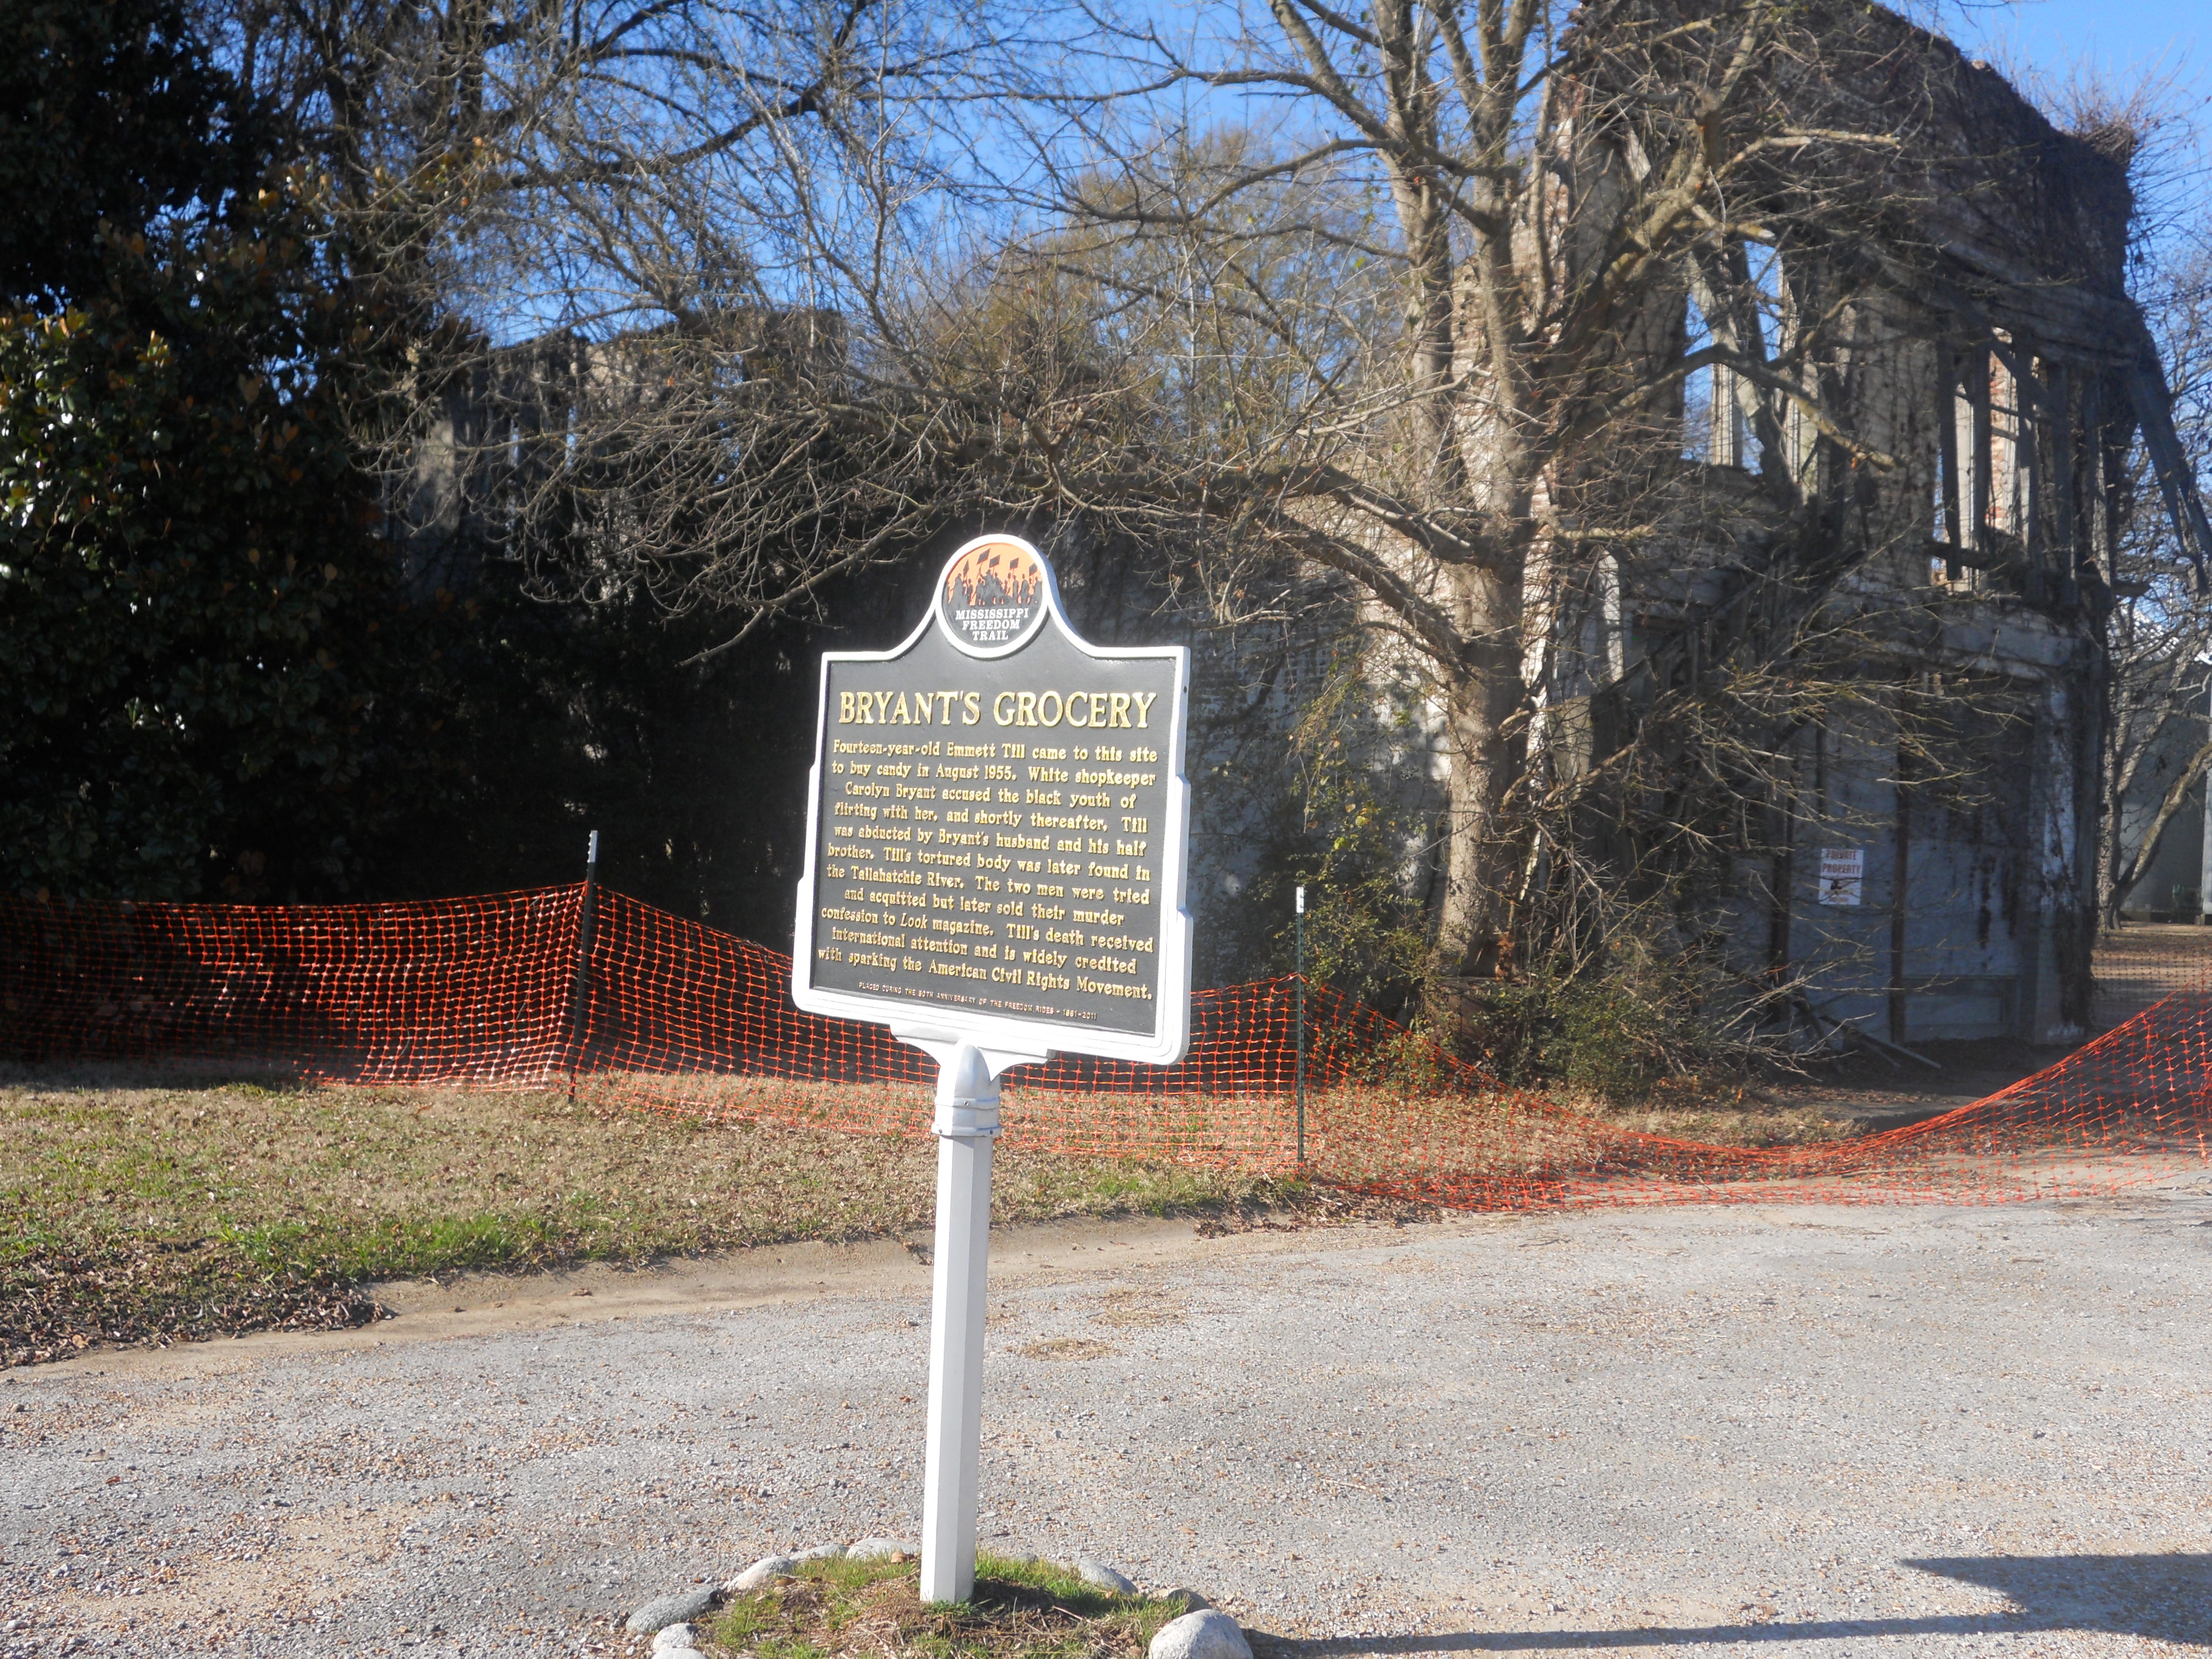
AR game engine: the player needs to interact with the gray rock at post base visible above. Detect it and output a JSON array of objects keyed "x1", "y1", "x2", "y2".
[
  {"x1": 650, "y1": 1627, "x2": 698, "y2": 1653},
  {"x1": 1077, "y1": 1558, "x2": 1139, "y2": 1595},
  {"x1": 726, "y1": 1553, "x2": 804, "y2": 1593},
  {"x1": 795, "y1": 1542, "x2": 847, "y2": 1563},
  {"x1": 1149, "y1": 1609, "x2": 1252, "y2": 1659},
  {"x1": 1162, "y1": 1588, "x2": 1212, "y2": 1613},
  {"x1": 625, "y1": 1588, "x2": 719, "y2": 1635},
  {"x1": 847, "y1": 1537, "x2": 921, "y2": 1562}
]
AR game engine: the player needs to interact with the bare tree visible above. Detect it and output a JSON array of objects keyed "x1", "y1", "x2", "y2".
[
  {"x1": 943, "y1": 0, "x2": 2086, "y2": 1020},
  {"x1": 207, "y1": 0, "x2": 1014, "y2": 639},
  {"x1": 195, "y1": 0, "x2": 2212, "y2": 1042},
  {"x1": 1991, "y1": 61, "x2": 2212, "y2": 927},
  {"x1": 2100, "y1": 242, "x2": 2212, "y2": 919}
]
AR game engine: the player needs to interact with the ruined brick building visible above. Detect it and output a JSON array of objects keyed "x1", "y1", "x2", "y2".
[
  {"x1": 391, "y1": 3, "x2": 2212, "y2": 1051},
  {"x1": 1181, "y1": 4, "x2": 2212, "y2": 1047},
  {"x1": 1563, "y1": 26, "x2": 2212, "y2": 1047}
]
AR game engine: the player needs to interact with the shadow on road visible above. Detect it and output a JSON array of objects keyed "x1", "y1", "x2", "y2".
[{"x1": 1252, "y1": 1553, "x2": 2212, "y2": 1652}]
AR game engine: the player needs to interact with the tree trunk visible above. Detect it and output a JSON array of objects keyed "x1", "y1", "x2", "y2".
[{"x1": 1428, "y1": 563, "x2": 1527, "y2": 1027}]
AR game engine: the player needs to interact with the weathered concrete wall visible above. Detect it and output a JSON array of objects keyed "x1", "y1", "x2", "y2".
[{"x1": 1771, "y1": 648, "x2": 2090, "y2": 1044}]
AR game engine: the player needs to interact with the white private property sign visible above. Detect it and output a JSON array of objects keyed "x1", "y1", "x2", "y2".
[
  {"x1": 1818, "y1": 847, "x2": 1865, "y2": 907},
  {"x1": 792, "y1": 535, "x2": 1193, "y2": 1603}
]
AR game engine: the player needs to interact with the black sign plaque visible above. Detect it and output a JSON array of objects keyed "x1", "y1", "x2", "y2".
[{"x1": 792, "y1": 538, "x2": 1192, "y2": 1066}]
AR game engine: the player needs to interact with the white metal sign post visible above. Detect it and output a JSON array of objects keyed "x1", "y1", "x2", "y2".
[
  {"x1": 791, "y1": 535, "x2": 1192, "y2": 1604},
  {"x1": 918, "y1": 1043, "x2": 998, "y2": 1603}
]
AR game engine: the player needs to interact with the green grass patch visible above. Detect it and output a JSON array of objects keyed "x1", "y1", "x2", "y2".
[{"x1": 708, "y1": 1553, "x2": 1191, "y2": 1659}]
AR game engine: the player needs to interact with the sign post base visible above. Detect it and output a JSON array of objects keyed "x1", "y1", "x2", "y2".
[{"x1": 911, "y1": 1040, "x2": 1025, "y2": 1605}]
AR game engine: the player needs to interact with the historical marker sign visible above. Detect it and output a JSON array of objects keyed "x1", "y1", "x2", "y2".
[
  {"x1": 793, "y1": 535, "x2": 1192, "y2": 1066},
  {"x1": 791, "y1": 536, "x2": 1193, "y2": 1608}
]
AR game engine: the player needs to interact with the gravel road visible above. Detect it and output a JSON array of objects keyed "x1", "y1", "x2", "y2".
[{"x1": 4, "y1": 1183, "x2": 2210, "y2": 1659}]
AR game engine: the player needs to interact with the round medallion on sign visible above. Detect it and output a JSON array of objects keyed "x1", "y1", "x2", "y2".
[{"x1": 939, "y1": 538, "x2": 1048, "y2": 653}]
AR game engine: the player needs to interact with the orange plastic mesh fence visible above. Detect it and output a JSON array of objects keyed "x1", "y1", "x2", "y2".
[{"x1": 4, "y1": 885, "x2": 2207, "y2": 1210}]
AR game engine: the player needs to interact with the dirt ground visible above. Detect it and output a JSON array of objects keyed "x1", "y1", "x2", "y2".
[{"x1": 4, "y1": 1181, "x2": 2209, "y2": 1659}]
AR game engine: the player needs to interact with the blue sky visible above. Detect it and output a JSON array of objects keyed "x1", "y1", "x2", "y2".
[{"x1": 1943, "y1": 0, "x2": 2204, "y2": 95}]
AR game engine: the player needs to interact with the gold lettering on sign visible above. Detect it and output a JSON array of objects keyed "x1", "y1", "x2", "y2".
[{"x1": 977, "y1": 688, "x2": 1167, "y2": 729}]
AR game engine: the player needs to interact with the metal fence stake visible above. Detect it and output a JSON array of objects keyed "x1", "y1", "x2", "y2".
[
  {"x1": 1295, "y1": 884, "x2": 1306, "y2": 1167},
  {"x1": 568, "y1": 830, "x2": 600, "y2": 1098}
]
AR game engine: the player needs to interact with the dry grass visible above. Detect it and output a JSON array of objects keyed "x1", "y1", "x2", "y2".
[
  {"x1": 708, "y1": 1552, "x2": 1188, "y2": 1659},
  {"x1": 0, "y1": 1056, "x2": 1875, "y2": 1366},
  {"x1": 0, "y1": 1066, "x2": 1296, "y2": 1366}
]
